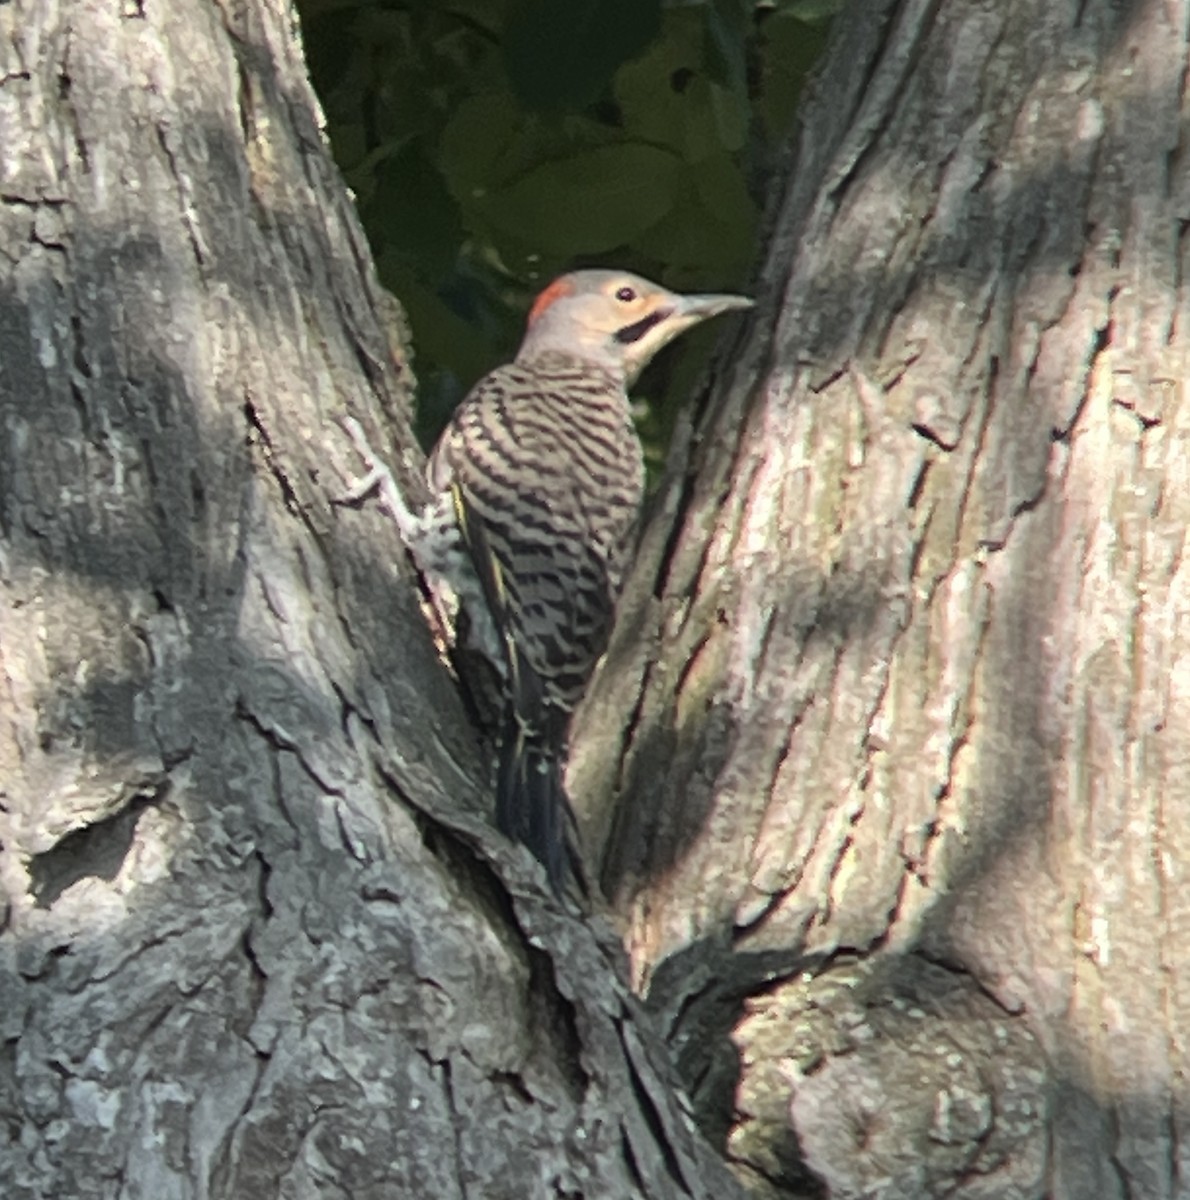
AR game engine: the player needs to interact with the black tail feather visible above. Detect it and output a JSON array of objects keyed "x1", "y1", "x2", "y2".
[
  {"x1": 495, "y1": 715, "x2": 578, "y2": 896},
  {"x1": 451, "y1": 487, "x2": 585, "y2": 896}
]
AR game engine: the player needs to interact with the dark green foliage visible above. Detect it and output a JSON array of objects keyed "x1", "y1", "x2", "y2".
[
  {"x1": 503, "y1": 0, "x2": 662, "y2": 111},
  {"x1": 299, "y1": 0, "x2": 840, "y2": 453}
]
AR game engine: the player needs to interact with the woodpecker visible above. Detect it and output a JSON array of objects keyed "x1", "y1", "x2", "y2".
[{"x1": 344, "y1": 269, "x2": 752, "y2": 895}]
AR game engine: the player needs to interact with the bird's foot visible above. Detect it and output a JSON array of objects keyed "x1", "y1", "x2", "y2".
[{"x1": 337, "y1": 416, "x2": 419, "y2": 540}]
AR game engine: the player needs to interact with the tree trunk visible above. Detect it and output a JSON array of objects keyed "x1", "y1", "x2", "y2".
[
  {"x1": 6, "y1": 0, "x2": 1184, "y2": 1196},
  {"x1": 0, "y1": 3, "x2": 742, "y2": 1197},
  {"x1": 572, "y1": 0, "x2": 1190, "y2": 1196}
]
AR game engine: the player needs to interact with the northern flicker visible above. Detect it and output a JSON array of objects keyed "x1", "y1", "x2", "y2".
[{"x1": 344, "y1": 269, "x2": 752, "y2": 895}]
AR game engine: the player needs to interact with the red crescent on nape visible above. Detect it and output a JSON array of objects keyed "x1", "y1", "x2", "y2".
[{"x1": 528, "y1": 276, "x2": 576, "y2": 324}]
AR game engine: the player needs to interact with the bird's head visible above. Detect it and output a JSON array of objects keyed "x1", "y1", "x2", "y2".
[{"x1": 517, "y1": 269, "x2": 753, "y2": 385}]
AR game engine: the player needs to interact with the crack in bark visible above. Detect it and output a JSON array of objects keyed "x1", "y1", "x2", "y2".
[
  {"x1": 826, "y1": 0, "x2": 947, "y2": 204},
  {"x1": 154, "y1": 123, "x2": 208, "y2": 271},
  {"x1": 618, "y1": 1015, "x2": 694, "y2": 1195},
  {"x1": 234, "y1": 696, "x2": 344, "y2": 797}
]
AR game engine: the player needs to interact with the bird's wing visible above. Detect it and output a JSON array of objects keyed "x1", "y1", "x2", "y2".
[{"x1": 435, "y1": 365, "x2": 621, "y2": 719}]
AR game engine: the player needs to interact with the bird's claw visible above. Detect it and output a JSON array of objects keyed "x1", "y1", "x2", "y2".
[{"x1": 336, "y1": 416, "x2": 411, "y2": 527}]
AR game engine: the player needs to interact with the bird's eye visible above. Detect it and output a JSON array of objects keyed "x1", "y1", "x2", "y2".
[{"x1": 615, "y1": 286, "x2": 637, "y2": 303}]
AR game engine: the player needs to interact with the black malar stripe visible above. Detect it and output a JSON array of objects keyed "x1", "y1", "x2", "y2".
[{"x1": 613, "y1": 309, "x2": 670, "y2": 345}]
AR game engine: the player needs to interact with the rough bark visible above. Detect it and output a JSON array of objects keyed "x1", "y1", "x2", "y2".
[
  {"x1": 0, "y1": 2, "x2": 745, "y2": 1198},
  {"x1": 572, "y1": 0, "x2": 1190, "y2": 1196}
]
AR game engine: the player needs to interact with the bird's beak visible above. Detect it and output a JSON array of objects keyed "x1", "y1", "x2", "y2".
[
  {"x1": 673, "y1": 292, "x2": 754, "y2": 322},
  {"x1": 655, "y1": 289, "x2": 753, "y2": 348},
  {"x1": 616, "y1": 289, "x2": 753, "y2": 384},
  {"x1": 653, "y1": 291, "x2": 754, "y2": 348}
]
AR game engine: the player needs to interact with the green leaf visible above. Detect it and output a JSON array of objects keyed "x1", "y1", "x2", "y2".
[
  {"x1": 691, "y1": 152, "x2": 757, "y2": 243},
  {"x1": 705, "y1": 81, "x2": 748, "y2": 153},
  {"x1": 479, "y1": 142, "x2": 682, "y2": 254},
  {"x1": 503, "y1": 0, "x2": 662, "y2": 111},
  {"x1": 613, "y1": 28, "x2": 697, "y2": 152},
  {"x1": 633, "y1": 156, "x2": 756, "y2": 274},
  {"x1": 679, "y1": 77, "x2": 749, "y2": 162},
  {"x1": 613, "y1": 10, "x2": 747, "y2": 165},
  {"x1": 438, "y1": 92, "x2": 525, "y2": 199}
]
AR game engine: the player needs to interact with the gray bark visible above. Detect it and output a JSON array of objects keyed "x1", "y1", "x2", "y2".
[
  {"x1": 572, "y1": 0, "x2": 1190, "y2": 1196},
  {"x1": 0, "y1": 2, "x2": 744, "y2": 1198}
]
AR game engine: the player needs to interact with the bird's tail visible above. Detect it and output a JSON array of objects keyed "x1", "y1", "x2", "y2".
[
  {"x1": 449, "y1": 486, "x2": 585, "y2": 896},
  {"x1": 495, "y1": 710, "x2": 581, "y2": 897}
]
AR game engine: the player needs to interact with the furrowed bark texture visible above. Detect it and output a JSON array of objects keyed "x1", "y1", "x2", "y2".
[
  {"x1": 572, "y1": 0, "x2": 1190, "y2": 1196},
  {"x1": 0, "y1": 2, "x2": 745, "y2": 1198}
]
